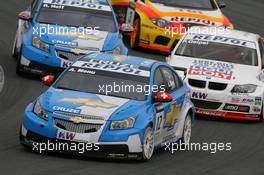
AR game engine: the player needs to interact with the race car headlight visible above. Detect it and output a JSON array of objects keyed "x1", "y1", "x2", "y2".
[
  {"x1": 231, "y1": 84, "x2": 257, "y2": 94},
  {"x1": 151, "y1": 18, "x2": 171, "y2": 28},
  {"x1": 110, "y1": 116, "x2": 136, "y2": 130},
  {"x1": 33, "y1": 100, "x2": 48, "y2": 121},
  {"x1": 32, "y1": 36, "x2": 50, "y2": 52}
]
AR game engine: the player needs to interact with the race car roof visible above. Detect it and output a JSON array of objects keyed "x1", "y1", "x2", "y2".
[
  {"x1": 80, "y1": 53, "x2": 157, "y2": 69},
  {"x1": 187, "y1": 27, "x2": 260, "y2": 43}
]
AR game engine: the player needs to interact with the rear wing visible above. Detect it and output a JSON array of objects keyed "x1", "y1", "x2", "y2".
[{"x1": 173, "y1": 67, "x2": 187, "y2": 80}]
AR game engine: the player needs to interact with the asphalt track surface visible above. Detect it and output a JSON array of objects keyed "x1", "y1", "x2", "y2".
[{"x1": 0, "y1": 1, "x2": 264, "y2": 175}]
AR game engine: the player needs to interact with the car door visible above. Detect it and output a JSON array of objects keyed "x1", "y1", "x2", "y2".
[
  {"x1": 152, "y1": 67, "x2": 167, "y2": 145},
  {"x1": 159, "y1": 66, "x2": 185, "y2": 142}
]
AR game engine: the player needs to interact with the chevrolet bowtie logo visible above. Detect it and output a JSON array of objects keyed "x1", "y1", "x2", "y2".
[
  {"x1": 70, "y1": 117, "x2": 83, "y2": 124},
  {"x1": 71, "y1": 48, "x2": 84, "y2": 55}
]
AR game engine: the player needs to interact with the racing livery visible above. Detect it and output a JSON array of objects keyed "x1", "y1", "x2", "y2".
[
  {"x1": 20, "y1": 53, "x2": 194, "y2": 160},
  {"x1": 113, "y1": 0, "x2": 233, "y2": 53},
  {"x1": 168, "y1": 27, "x2": 264, "y2": 121},
  {"x1": 12, "y1": 0, "x2": 128, "y2": 75}
]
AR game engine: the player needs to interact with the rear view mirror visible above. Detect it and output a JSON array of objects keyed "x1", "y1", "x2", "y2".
[
  {"x1": 154, "y1": 91, "x2": 173, "y2": 103},
  {"x1": 120, "y1": 23, "x2": 134, "y2": 32},
  {"x1": 18, "y1": 11, "x2": 31, "y2": 21},
  {"x1": 42, "y1": 75, "x2": 55, "y2": 86},
  {"x1": 218, "y1": 0, "x2": 226, "y2": 9}
]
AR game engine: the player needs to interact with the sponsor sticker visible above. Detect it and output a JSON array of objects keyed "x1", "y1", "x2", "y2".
[
  {"x1": 188, "y1": 60, "x2": 233, "y2": 80},
  {"x1": 73, "y1": 59, "x2": 150, "y2": 77},
  {"x1": 255, "y1": 97, "x2": 262, "y2": 106},
  {"x1": 60, "y1": 98, "x2": 117, "y2": 109},
  {"x1": 185, "y1": 34, "x2": 256, "y2": 49},
  {"x1": 43, "y1": 0, "x2": 111, "y2": 11},
  {"x1": 57, "y1": 130, "x2": 76, "y2": 141},
  {"x1": 191, "y1": 91, "x2": 208, "y2": 100},
  {"x1": 53, "y1": 106, "x2": 81, "y2": 114}
]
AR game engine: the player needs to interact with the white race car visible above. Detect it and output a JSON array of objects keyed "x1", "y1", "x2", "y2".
[{"x1": 167, "y1": 27, "x2": 264, "y2": 121}]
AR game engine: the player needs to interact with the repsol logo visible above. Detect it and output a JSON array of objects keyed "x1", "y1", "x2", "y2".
[
  {"x1": 192, "y1": 92, "x2": 208, "y2": 100},
  {"x1": 171, "y1": 17, "x2": 216, "y2": 26}
]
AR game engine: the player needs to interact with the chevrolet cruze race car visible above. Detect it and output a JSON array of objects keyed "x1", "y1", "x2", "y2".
[
  {"x1": 20, "y1": 53, "x2": 194, "y2": 160},
  {"x1": 113, "y1": 0, "x2": 233, "y2": 53},
  {"x1": 12, "y1": 0, "x2": 128, "y2": 75},
  {"x1": 167, "y1": 27, "x2": 264, "y2": 121}
]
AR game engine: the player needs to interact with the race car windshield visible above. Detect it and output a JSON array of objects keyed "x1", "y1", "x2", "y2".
[
  {"x1": 150, "y1": 0, "x2": 217, "y2": 10},
  {"x1": 37, "y1": 5, "x2": 116, "y2": 32},
  {"x1": 175, "y1": 40, "x2": 258, "y2": 66},
  {"x1": 54, "y1": 69, "x2": 149, "y2": 101}
]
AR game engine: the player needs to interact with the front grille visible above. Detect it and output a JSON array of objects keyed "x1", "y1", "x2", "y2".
[
  {"x1": 54, "y1": 118, "x2": 102, "y2": 133},
  {"x1": 209, "y1": 82, "x2": 228, "y2": 91},
  {"x1": 154, "y1": 36, "x2": 170, "y2": 45},
  {"x1": 192, "y1": 99, "x2": 222, "y2": 110},
  {"x1": 188, "y1": 79, "x2": 206, "y2": 88},
  {"x1": 54, "y1": 111, "x2": 104, "y2": 121},
  {"x1": 56, "y1": 50, "x2": 85, "y2": 62}
]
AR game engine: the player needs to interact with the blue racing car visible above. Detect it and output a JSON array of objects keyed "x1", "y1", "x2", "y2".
[
  {"x1": 20, "y1": 53, "x2": 194, "y2": 160},
  {"x1": 12, "y1": 0, "x2": 128, "y2": 75}
]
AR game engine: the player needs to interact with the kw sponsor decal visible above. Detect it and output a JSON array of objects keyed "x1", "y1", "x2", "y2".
[
  {"x1": 61, "y1": 98, "x2": 117, "y2": 108},
  {"x1": 165, "y1": 104, "x2": 180, "y2": 128},
  {"x1": 189, "y1": 60, "x2": 233, "y2": 80},
  {"x1": 56, "y1": 32, "x2": 103, "y2": 41},
  {"x1": 57, "y1": 131, "x2": 76, "y2": 141},
  {"x1": 192, "y1": 92, "x2": 208, "y2": 100}
]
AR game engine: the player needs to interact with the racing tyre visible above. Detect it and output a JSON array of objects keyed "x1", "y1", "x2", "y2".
[
  {"x1": 130, "y1": 19, "x2": 140, "y2": 50},
  {"x1": 141, "y1": 126, "x2": 154, "y2": 161},
  {"x1": 181, "y1": 113, "x2": 192, "y2": 149}
]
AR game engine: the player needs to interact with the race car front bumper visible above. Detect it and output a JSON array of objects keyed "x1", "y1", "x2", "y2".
[
  {"x1": 19, "y1": 44, "x2": 69, "y2": 75},
  {"x1": 191, "y1": 94, "x2": 263, "y2": 121},
  {"x1": 20, "y1": 103, "x2": 144, "y2": 159}
]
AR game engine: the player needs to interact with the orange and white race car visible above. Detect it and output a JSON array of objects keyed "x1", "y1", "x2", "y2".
[{"x1": 110, "y1": 0, "x2": 233, "y2": 53}]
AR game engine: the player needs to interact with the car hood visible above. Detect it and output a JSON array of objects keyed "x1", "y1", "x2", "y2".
[
  {"x1": 34, "y1": 24, "x2": 119, "y2": 52},
  {"x1": 148, "y1": 2, "x2": 224, "y2": 26},
  {"x1": 39, "y1": 87, "x2": 146, "y2": 121},
  {"x1": 168, "y1": 56, "x2": 262, "y2": 85}
]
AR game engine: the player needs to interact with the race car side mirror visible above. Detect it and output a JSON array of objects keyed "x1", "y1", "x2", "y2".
[
  {"x1": 18, "y1": 11, "x2": 31, "y2": 21},
  {"x1": 154, "y1": 91, "x2": 173, "y2": 103},
  {"x1": 120, "y1": 23, "x2": 134, "y2": 33},
  {"x1": 217, "y1": 0, "x2": 226, "y2": 9},
  {"x1": 42, "y1": 75, "x2": 55, "y2": 86}
]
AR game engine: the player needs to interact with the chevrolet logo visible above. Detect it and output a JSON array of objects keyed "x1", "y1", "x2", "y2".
[
  {"x1": 70, "y1": 117, "x2": 83, "y2": 124},
  {"x1": 71, "y1": 48, "x2": 84, "y2": 55}
]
